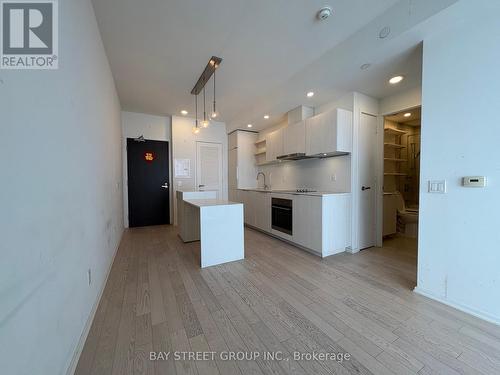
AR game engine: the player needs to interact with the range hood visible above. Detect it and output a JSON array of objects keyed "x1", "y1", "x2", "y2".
[{"x1": 276, "y1": 153, "x2": 312, "y2": 161}]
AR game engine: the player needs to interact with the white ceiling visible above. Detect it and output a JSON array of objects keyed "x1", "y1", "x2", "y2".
[
  {"x1": 92, "y1": 0, "x2": 457, "y2": 132},
  {"x1": 386, "y1": 107, "x2": 421, "y2": 126}
]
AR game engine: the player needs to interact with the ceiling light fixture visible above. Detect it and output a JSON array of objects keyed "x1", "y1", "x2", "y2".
[
  {"x1": 211, "y1": 62, "x2": 219, "y2": 119},
  {"x1": 190, "y1": 56, "x2": 223, "y2": 132},
  {"x1": 247, "y1": 124, "x2": 253, "y2": 128},
  {"x1": 181, "y1": 110, "x2": 188, "y2": 115},
  {"x1": 192, "y1": 93, "x2": 200, "y2": 134},
  {"x1": 202, "y1": 85, "x2": 209, "y2": 128},
  {"x1": 389, "y1": 75, "x2": 404, "y2": 84},
  {"x1": 264, "y1": 115, "x2": 269, "y2": 119},
  {"x1": 404, "y1": 112, "x2": 411, "y2": 117},
  {"x1": 307, "y1": 91, "x2": 315, "y2": 98}
]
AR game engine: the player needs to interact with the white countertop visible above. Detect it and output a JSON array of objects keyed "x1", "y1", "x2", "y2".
[
  {"x1": 238, "y1": 188, "x2": 350, "y2": 197},
  {"x1": 184, "y1": 199, "x2": 241, "y2": 207}
]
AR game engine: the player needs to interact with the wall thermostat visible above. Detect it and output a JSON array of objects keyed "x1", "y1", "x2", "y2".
[{"x1": 462, "y1": 176, "x2": 486, "y2": 187}]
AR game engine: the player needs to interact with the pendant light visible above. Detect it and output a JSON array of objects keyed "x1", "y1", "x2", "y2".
[
  {"x1": 192, "y1": 93, "x2": 200, "y2": 134},
  {"x1": 201, "y1": 84, "x2": 209, "y2": 128},
  {"x1": 211, "y1": 63, "x2": 219, "y2": 119}
]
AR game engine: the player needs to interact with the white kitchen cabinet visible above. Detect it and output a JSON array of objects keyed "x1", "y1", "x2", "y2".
[
  {"x1": 228, "y1": 130, "x2": 258, "y2": 189},
  {"x1": 239, "y1": 190, "x2": 270, "y2": 231},
  {"x1": 265, "y1": 128, "x2": 284, "y2": 162},
  {"x1": 283, "y1": 120, "x2": 306, "y2": 155},
  {"x1": 240, "y1": 190, "x2": 254, "y2": 226},
  {"x1": 254, "y1": 191, "x2": 271, "y2": 231},
  {"x1": 305, "y1": 108, "x2": 352, "y2": 156},
  {"x1": 293, "y1": 195, "x2": 323, "y2": 251},
  {"x1": 240, "y1": 189, "x2": 351, "y2": 257}
]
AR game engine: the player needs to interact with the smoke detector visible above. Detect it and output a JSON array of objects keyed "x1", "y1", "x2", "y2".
[
  {"x1": 379, "y1": 26, "x2": 391, "y2": 39},
  {"x1": 317, "y1": 6, "x2": 333, "y2": 21}
]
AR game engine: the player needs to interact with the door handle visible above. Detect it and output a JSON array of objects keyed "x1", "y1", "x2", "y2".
[
  {"x1": 161, "y1": 183, "x2": 169, "y2": 189},
  {"x1": 198, "y1": 184, "x2": 205, "y2": 188},
  {"x1": 362, "y1": 186, "x2": 371, "y2": 191}
]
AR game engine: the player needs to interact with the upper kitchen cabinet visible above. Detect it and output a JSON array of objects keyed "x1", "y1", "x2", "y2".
[
  {"x1": 228, "y1": 130, "x2": 258, "y2": 192},
  {"x1": 265, "y1": 128, "x2": 284, "y2": 162},
  {"x1": 305, "y1": 108, "x2": 353, "y2": 156},
  {"x1": 282, "y1": 120, "x2": 306, "y2": 156}
]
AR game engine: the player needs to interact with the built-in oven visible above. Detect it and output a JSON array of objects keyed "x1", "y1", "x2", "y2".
[{"x1": 271, "y1": 198, "x2": 293, "y2": 235}]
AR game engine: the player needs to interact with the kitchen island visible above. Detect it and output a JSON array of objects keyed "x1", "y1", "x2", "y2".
[{"x1": 176, "y1": 191, "x2": 244, "y2": 268}]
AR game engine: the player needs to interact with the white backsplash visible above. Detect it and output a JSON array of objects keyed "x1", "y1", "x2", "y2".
[{"x1": 257, "y1": 155, "x2": 351, "y2": 192}]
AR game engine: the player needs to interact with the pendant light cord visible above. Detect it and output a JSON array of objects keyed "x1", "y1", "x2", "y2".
[
  {"x1": 213, "y1": 67, "x2": 216, "y2": 113},
  {"x1": 203, "y1": 84, "x2": 207, "y2": 121}
]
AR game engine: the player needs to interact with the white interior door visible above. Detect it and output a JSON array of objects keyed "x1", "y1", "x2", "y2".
[
  {"x1": 358, "y1": 113, "x2": 377, "y2": 249},
  {"x1": 196, "y1": 142, "x2": 223, "y2": 198}
]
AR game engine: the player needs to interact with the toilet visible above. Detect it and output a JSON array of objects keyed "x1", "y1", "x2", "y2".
[{"x1": 395, "y1": 192, "x2": 419, "y2": 237}]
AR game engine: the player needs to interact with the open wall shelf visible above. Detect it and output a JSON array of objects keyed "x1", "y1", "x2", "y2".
[
  {"x1": 384, "y1": 143, "x2": 406, "y2": 149},
  {"x1": 384, "y1": 158, "x2": 407, "y2": 162},
  {"x1": 384, "y1": 128, "x2": 407, "y2": 136}
]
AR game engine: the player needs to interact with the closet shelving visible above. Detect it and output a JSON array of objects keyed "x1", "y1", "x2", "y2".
[
  {"x1": 384, "y1": 128, "x2": 407, "y2": 136},
  {"x1": 384, "y1": 142, "x2": 406, "y2": 149},
  {"x1": 384, "y1": 126, "x2": 407, "y2": 195},
  {"x1": 384, "y1": 157, "x2": 407, "y2": 162}
]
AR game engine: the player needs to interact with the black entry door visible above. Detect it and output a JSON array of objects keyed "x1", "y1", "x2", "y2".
[{"x1": 127, "y1": 138, "x2": 170, "y2": 227}]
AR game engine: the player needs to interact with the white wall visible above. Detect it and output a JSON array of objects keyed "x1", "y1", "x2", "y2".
[
  {"x1": 415, "y1": 0, "x2": 500, "y2": 324},
  {"x1": 0, "y1": 1, "x2": 123, "y2": 374},
  {"x1": 122, "y1": 111, "x2": 172, "y2": 226},
  {"x1": 172, "y1": 116, "x2": 228, "y2": 223},
  {"x1": 379, "y1": 86, "x2": 422, "y2": 115}
]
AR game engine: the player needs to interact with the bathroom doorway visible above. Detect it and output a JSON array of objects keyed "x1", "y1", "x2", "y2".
[{"x1": 381, "y1": 107, "x2": 421, "y2": 265}]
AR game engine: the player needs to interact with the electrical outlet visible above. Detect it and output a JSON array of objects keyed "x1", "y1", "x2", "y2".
[
  {"x1": 331, "y1": 174, "x2": 337, "y2": 182},
  {"x1": 88, "y1": 268, "x2": 92, "y2": 286}
]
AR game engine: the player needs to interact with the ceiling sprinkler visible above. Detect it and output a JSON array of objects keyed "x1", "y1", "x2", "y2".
[{"x1": 317, "y1": 6, "x2": 333, "y2": 21}]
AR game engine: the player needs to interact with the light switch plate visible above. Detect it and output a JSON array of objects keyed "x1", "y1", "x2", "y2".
[{"x1": 428, "y1": 180, "x2": 446, "y2": 193}]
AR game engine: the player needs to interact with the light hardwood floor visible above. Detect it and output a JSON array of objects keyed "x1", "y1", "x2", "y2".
[{"x1": 75, "y1": 226, "x2": 500, "y2": 375}]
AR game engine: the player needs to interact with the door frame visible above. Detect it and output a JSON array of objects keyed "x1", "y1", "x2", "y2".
[
  {"x1": 124, "y1": 137, "x2": 172, "y2": 227},
  {"x1": 376, "y1": 105, "x2": 422, "y2": 247},
  {"x1": 195, "y1": 141, "x2": 223, "y2": 197},
  {"x1": 357, "y1": 112, "x2": 378, "y2": 250}
]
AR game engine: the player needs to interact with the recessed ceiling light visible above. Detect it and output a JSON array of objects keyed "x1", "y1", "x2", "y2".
[
  {"x1": 404, "y1": 112, "x2": 411, "y2": 117},
  {"x1": 181, "y1": 110, "x2": 188, "y2": 115},
  {"x1": 389, "y1": 75, "x2": 404, "y2": 84},
  {"x1": 247, "y1": 124, "x2": 253, "y2": 128},
  {"x1": 360, "y1": 63, "x2": 371, "y2": 70},
  {"x1": 264, "y1": 115, "x2": 269, "y2": 119},
  {"x1": 307, "y1": 91, "x2": 315, "y2": 98}
]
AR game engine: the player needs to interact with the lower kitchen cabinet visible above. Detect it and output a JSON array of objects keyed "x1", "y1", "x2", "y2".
[
  {"x1": 238, "y1": 189, "x2": 351, "y2": 257},
  {"x1": 293, "y1": 195, "x2": 323, "y2": 251},
  {"x1": 253, "y1": 191, "x2": 271, "y2": 231}
]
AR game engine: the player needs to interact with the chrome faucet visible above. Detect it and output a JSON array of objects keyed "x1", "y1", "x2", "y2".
[{"x1": 256, "y1": 172, "x2": 269, "y2": 190}]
